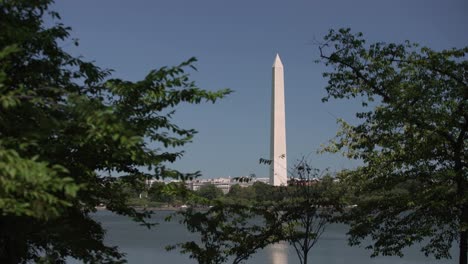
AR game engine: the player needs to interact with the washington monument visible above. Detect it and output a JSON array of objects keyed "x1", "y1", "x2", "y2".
[{"x1": 270, "y1": 54, "x2": 287, "y2": 186}]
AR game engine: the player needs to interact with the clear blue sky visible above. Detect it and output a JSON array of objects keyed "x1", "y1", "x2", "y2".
[{"x1": 51, "y1": 0, "x2": 467, "y2": 178}]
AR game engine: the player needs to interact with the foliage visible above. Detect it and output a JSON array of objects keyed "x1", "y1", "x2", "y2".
[
  {"x1": 278, "y1": 159, "x2": 343, "y2": 264},
  {"x1": 0, "y1": 149, "x2": 80, "y2": 220},
  {"x1": 318, "y1": 28, "x2": 467, "y2": 263},
  {"x1": 225, "y1": 184, "x2": 255, "y2": 205},
  {"x1": 148, "y1": 181, "x2": 175, "y2": 206},
  {"x1": 167, "y1": 204, "x2": 284, "y2": 264},
  {"x1": 196, "y1": 184, "x2": 224, "y2": 202},
  {"x1": 251, "y1": 182, "x2": 276, "y2": 203},
  {"x1": 171, "y1": 159, "x2": 343, "y2": 264},
  {"x1": 0, "y1": 1, "x2": 230, "y2": 263}
]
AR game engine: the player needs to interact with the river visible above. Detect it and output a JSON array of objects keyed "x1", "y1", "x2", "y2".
[{"x1": 80, "y1": 210, "x2": 456, "y2": 263}]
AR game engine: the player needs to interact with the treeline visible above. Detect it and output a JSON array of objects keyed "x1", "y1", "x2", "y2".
[
  {"x1": 121, "y1": 175, "x2": 352, "y2": 208},
  {"x1": 124, "y1": 181, "x2": 278, "y2": 207}
]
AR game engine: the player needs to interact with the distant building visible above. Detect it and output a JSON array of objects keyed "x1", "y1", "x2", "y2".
[
  {"x1": 187, "y1": 178, "x2": 232, "y2": 194},
  {"x1": 148, "y1": 176, "x2": 271, "y2": 194},
  {"x1": 186, "y1": 177, "x2": 270, "y2": 194}
]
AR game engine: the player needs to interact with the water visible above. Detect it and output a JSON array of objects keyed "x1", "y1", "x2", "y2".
[{"x1": 82, "y1": 210, "x2": 456, "y2": 264}]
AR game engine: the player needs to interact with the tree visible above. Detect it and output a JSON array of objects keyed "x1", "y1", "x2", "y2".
[
  {"x1": 251, "y1": 182, "x2": 275, "y2": 203},
  {"x1": 197, "y1": 184, "x2": 224, "y2": 202},
  {"x1": 162, "y1": 181, "x2": 196, "y2": 207},
  {"x1": 173, "y1": 158, "x2": 342, "y2": 264},
  {"x1": 148, "y1": 182, "x2": 174, "y2": 206},
  {"x1": 0, "y1": 1, "x2": 230, "y2": 263},
  {"x1": 167, "y1": 204, "x2": 284, "y2": 264},
  {"x1": 278, "y1": 159, "x2": 342, "y2": 264},
  {"x1": 318, "y1": 28, "x2": 467, "y2": 263},
  {"x1": 225, "y1": 184, "x2": 256, "y2": 205}
]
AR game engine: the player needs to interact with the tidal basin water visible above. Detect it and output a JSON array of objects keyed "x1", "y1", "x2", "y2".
[{"x1": 87, "y1": 210, "x2": 455, "y2": 264}]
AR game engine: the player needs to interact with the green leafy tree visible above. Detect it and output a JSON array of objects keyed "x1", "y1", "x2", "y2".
[
  {"x1": 318, "y1": 28, "x2": 467, "y2": 263},
  {"x1": 226, "y1": 184, "x2": 242, "y2": 197},
  {"x1": 158, "y1": 181, "x2": 197, "y2": 207},
  {"x1": 173, "y1": 158, "x2": 343, "y2": 264},
  {"x1": 225, "y1": 184, "x2": 255, "y2": 205},
  {"x1": 148, "y1": 182, "x2": 174, "y2": 206},
  {"x1": 277, "y1": 159, "x2": 342, "y2": 264},
  {"x1": 251, "y1": 181, "x2": 275, "y2": 203},
  {"x1": 148, "y1": 181, "x2": 195, "y2": 207},
  {"x1": 167, "y1": 204, "x2": 284, "y2": 264},
  {"x1": 197, "y1": 184, "x2": 224, "y2": 202},
  {"x1": 0, "y1": 1, "x2": 230, "y2": 263}
]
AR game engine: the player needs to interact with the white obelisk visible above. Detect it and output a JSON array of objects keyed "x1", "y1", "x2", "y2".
[{"x1": 270, "y1": 54, "x2": 287, "y2": 186}]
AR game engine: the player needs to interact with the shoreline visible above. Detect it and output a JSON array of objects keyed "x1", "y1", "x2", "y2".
[{"x1": 95, "y1": 206, "x2": 207, "y2": 211}]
